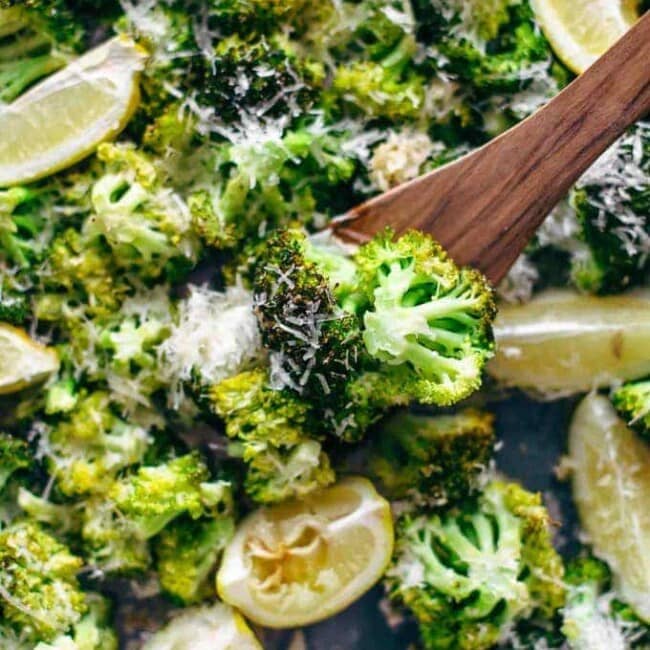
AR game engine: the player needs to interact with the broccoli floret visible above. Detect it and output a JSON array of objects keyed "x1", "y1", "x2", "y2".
[
  {"x1": 0, "y1": 187, "x2": 47, "y2": 269},
  {"x1": 204, "y1": 0, "x2": 310, "y2": 36},
  {"x1": 0, "y1": 289, "x2": 29, "y2": 325},
  {"x1": 43, "y1": 391, "x2": 151, "y2": 496},
  {"x1": 0, "y1": 432, "x2": 31, "y2": 491},
  {"x1": 562, "y1": 556, "x2": 650, "y2": 649},
  {"x1": 0, "y1": 4, "x2": 84, "y2": 103},
  {"x1": 369, "y1": 409, "x2": 495, "y2": 506},
  {"x1": 155, "y1": 515, "x2": 235, "y2": 604},
  {"x1": 194, "y1": 34, "x2": 324, "y2": 123},
  {"x1": 109, "y1": 452, "x2": 232, "y2": 539},
  {"x1": 570, "y1": 124, "x2": 650, "y2": 294},
  {"x1": 83, "y1": 144, "x2": 198, "y2": 280},
  {"x1": 190, "y1": 123, "x2": 361, "y2": 251},
  {"x1": 0, "y1": 521, "x2": 87, "y2": 643},
  {"x1": 239, "y1": 438, "x2": 336, "y2": 504},
  {"x1": 330, "y1": 35, "x2": 427, "y2": 120},
  {"x1": 386, "y1": 480, "x2": 565, "y2": 649},
  {"x1": 611, "y1": 380, "x2": 650, "y2": 441},
  {"x1": 16, "y1": 487, "x2": 79, "y2": 533},
  {"x1": 253, "y1": 228, "x2": 365, "y2": 402},
  {"x1": 209, "y1": 368, "x2": 336, "y2": 502},
  {"x1": 357, "y1": 229, "x2": 496, "y2": 406},
  {"x1": 45, "y1": 378, "x2": 78, "y2": 415}
]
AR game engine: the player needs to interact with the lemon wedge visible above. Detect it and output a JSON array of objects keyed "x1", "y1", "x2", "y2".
[
  {"x1": 0, "y1": 36, "x2": 146, "y2": 188},
  {"x1": 569, "y1": 393, "x2": 650, "y2": 621},
  {"x1": 141, "y1": 603, "x2": 261, "y2": 650},
  {"x1": 217, "y1": 477, "x2": 394, "y2": 628},
  {"x1": 531, "y1": 0, "x2": 639, "y2": 73},
  {"x1": 0, "y1": 323, "x2": 59, "y2": 395}
]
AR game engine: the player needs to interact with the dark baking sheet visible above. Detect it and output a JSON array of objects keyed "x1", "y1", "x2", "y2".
[{"x1": 111, "y1": 391, "x2": 582, "y2": 649}]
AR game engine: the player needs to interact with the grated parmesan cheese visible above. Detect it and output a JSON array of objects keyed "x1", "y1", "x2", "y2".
[{"x1": 159, "y1": 284, "x2": 263, "y2": 405}]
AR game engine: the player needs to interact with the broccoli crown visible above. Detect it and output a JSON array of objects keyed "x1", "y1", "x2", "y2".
[
  {"x1": 571, "y1": 123, "x2": 650, "y2": 294},
  {"x1": 203, "y1": 0, "x2": 310, "y2": 36},
  {"x1": 0, "y1": 521, "x2": 87, "y2": 642},
  {"x1": 357, "y1": 229, "x2": 496, "y2": 406},
  {"x1": 84, "y1": 144, "x2": 198, "y2": 279},
  {"x1": 0, "y1": 187, "x2": 47, "y2": 270},
  {"x1": 562, "y1": 556, "x2": 650, "y2": 650},
  {"x1": 369, "y1": 409, "x2": 495, "y2": 506},
  {"x1": 253, "y1": 228, "x2": 365, "y2": 402},
  {"x1": 329, "y1": 29, "x2": 428, "y2": 121},
  {"x1": 209, "y1": 368, "x2": 317, "y2": 447},
  {"x1": 209, "y1": 368, "x2": 336, "y2": 502},
  {"x1": 0, "y1": 432, "x2": 31, "y2": 491},
  {"x1": 43, "y1": 391, "x2": 151, "y2": 497},
  {"x1": 109, "y1": 452, "x2": 232, "y2": 539},
  {"x1": 0, "y1": 289, "x2": 29, "y2": 325},
  {"x1": 194, "y1": 34, "x2": 324, "y2": 124},
  {"x1": 155, "y1": 515, "x2": 235, "y2": 604},
  {"x1": 0, "y1": 3, "x2": 85, "y2": 103},
  {"x1": 611, "y1": 380, "x2": 650, "y2": 440},
  {"x1": 242, "y1": 438, "x2": 336, "y2": 504},
  {"x1": 386, "y1": 480, "x2": 565, "y2": 650}
]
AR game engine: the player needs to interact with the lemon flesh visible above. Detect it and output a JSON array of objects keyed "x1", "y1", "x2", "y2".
[
  {"x1": 141, "y1": 603, "x2": 261, "y2": 650},
  {"x1": 0, "y1": 324, "x2": 59, "y2": 395},
  {"x1": 569, "y1": 393, "x2": 650, "y2": 621},
  {"x1": 531, "y1": 0, "x2": 639, "y2": 73},
  {"x1": 489, "y1": 290, "x2": 650, "y2": 397},
  {"x1": 217, "y1": 477, "x2": 394, "y2": 628},
  {"x1": 0, "y1": 36, "x2": 146, "y2": 187}
]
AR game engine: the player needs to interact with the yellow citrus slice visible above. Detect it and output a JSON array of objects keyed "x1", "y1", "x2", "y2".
[
  {"x1": 489, "y1": 290, "x2": 650, "y2": 397},
  {"x1": 0, "y1": 323, "x2": 59, "y2": 395},
  {"x1": 217, "y1": 477, "x2": 394, "y2": 628},
  {"x1": 0, "y1": 36, "x2": 146, "y2": 187},
  {"x1": 531, "y1": 0, "x2": 639, "y2": 73},
  {"x1": 141, "y1": 603, "x2": 261, "y2": 650},
  {"x1": 569, "y1": 393, "x2": 650, "y2": 621}
]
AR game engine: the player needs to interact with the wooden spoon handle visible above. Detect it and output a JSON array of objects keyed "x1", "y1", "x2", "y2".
[{"x1": 332, "y1": 12, "x2": 650, "y2": 284}]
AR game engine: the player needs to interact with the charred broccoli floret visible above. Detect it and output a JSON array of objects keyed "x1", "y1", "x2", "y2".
[
  {"x1": 253, "y1": 228, "x2": 365, "y2": 403},
  {"x1": 369, "y1": 409, "x2": 495, "y2": 506},
  {"x1": 0, "y1": 432, "x2": 31, "y2": 491},
  {"x1": 386, "y1": 480, "x2": 565, "y2": 649},
  {"x1": 357, "y1": 229, "x2": 496, "y2": 406}
]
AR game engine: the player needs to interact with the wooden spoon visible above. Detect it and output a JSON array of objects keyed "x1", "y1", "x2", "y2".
[{"x1": 330, "y1": 11, "x2": 650, "y2": 284}]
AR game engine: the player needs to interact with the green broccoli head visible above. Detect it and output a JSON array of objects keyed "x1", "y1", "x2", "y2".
[
  {"x1": 611, "y1": 380, "x2": 650, "y2": 441},
  {"x1": 109, "y1": 452, "x2": 233, "y2": 539},
  {"x1": 43, "y1": 391, "x2": 151, "y2": 497},
  {"x1": 386, "y1": 480, "x2": 565, "y2": 650},
  {"x1": 209, "y1": 368, "x2": 317, "y2": 448},
  {"x1": 194, "y1": 34, "x2": 324, "y2": 124},
  {"x1": 571, "y1": 124, "x2": 650, "y2": 294},
  {"x1": 0, "y1": 521, "x2": 87, "y2": 643},
  {"x1": 240, "y1": 438, "x2": 336, "y2": 504},
  {"x1": 369, "y1": 409, "x2": 495, "y2": 506},
  {"x1": 0, "y1": 3, "x2": 85, "y2": 103},
  {"x1": 0, "y1": 289, "x2": 30, "y2": 325},
  {"x1": 0, "y1": 432, "x2": 31, "y2": 491},
  {"x1": 83, "y1": 144, "x2": 198, "y2": 280},
  {"x1": 562, "y1": 556, "x2": 650, "y2": 650},
  {"x1": 204, "y1": 0, "x2": 310, "y2": 35},
  {"x1": 155, "y1": 515, "x2": 235, "y2": 604},
  {"x1": 209, "y1": 368, "x2": 336, "y2": 502},
  {"x1": 253, "y1": 228, "x2": 365, "y2": 403},
  {"x1": 357, "y1": 229, "x2": 496, "y2": 406}
]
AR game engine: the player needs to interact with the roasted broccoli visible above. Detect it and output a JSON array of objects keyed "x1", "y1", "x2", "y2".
[
  {"x1": 358, "y1": 229, "x2": 496, "y2": 406},
  {"x1": 611, "y1": 379, "x2": 650, "y2": 440},
  {"x1": 0, "y1": 520, "x2": 87, "y2": 643},
  {"x1": 155, "y1": 515, "x2": 235, "y2": 603},
  {"x1": 369, "y1": 409, "x2": 495, "y2": 506},
  {"x1": 386, "y1": 480, "x2": 565, "y2": 649},
  {"x1": 0, "y1": 3, "x2": 83, "y2": 103},
  {"x1": 0, "y1": 432, "x2": 31, "y2": 491},
  {"x1": 571, "y1": 123, "x2": 650, "y2": 294}
]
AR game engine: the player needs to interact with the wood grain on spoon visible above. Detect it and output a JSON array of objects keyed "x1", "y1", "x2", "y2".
[{"x1": 331, "y1": 11, "x2": 650, "y2": 284}]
